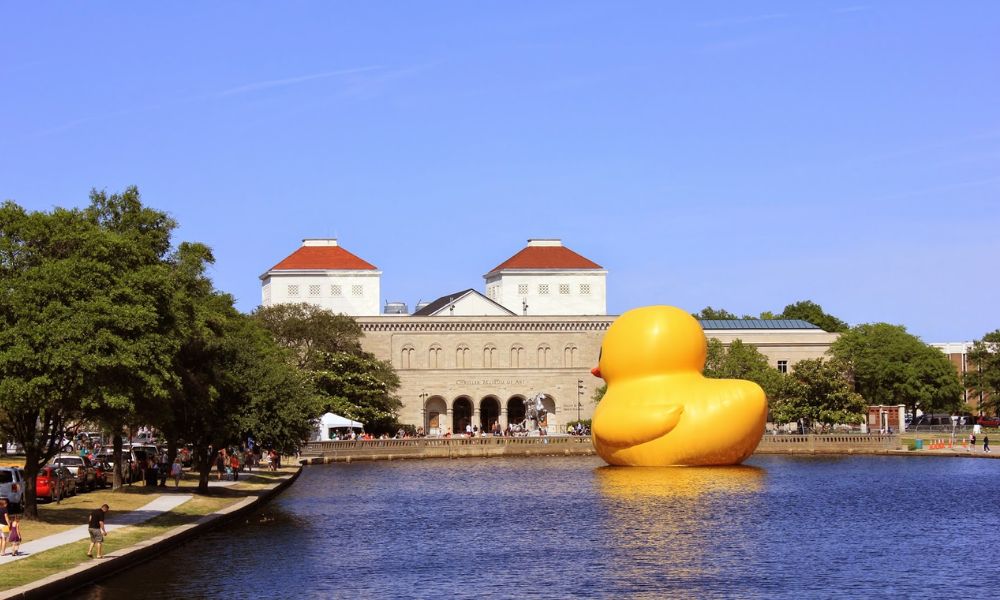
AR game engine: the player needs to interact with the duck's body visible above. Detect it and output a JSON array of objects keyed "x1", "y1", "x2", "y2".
[{"x1": 591, "y1": 306, "x2": 767, "y2": 467}]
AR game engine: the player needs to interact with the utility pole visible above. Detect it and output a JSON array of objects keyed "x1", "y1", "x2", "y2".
[{"x1": 577, "y1": 379, "x2": 584, "y2": 422}]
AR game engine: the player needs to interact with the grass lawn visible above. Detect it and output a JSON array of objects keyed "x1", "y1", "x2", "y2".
[{"x1": 0, "y1": 466, "x2": 296, "y2": 591}]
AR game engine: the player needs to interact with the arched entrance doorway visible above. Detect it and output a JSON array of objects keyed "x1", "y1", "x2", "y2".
[
  {"x1": 453, "y1": 396, "x2": 473, "y2": 435},
  {"x1": 507, "y1": 395, "x2": 526, "y2": 429},
  {"x1": 480, "y1": 396, "x2": 500, "y2": 432},
  {"x1": 425, "y1": 396, "x2": 447, "y2": 436}
]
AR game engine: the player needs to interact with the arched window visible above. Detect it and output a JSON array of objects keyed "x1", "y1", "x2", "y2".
[
  {"x1": 537, "y1": 344, "x2": 551, "y2": 368},
  {"x1": 564, "y1": 345, "x2": 578, "y2": 368},
  {"x1": 400, "y1": 345, "x2": 415, "y2": 369},
  {"x1": 483, "y1": 345, "x2": 497, "y2": 368},
  {"x1": 510, "y1": 345, "x2": 525, "y2": 368},
  {"x1": 428, "y1": 344, "x2": 442, "y2": 369},
  {"x1": 456, "y1": 344, "x2": 470, "y2": 369}
]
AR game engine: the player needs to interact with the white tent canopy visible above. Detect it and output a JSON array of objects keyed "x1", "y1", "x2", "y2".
[{"x1": 316, "y1": 412, "x2": 364, "y2": 441}]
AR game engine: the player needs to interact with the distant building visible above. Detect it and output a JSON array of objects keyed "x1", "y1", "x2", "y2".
[
  {"x1": 262, "y1": 237, "x2": 839, "y2": 432},
  {"x1": 260, "y1": 239, "x2": 381, "y2": 316},
  {"x1": 483, "y1": 239, "x2": 607, "y2": 316},
  {"x1": 930, "y1": 342, "x2": 989, "y2": 413}
]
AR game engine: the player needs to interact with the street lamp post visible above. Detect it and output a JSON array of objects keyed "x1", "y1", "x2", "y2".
[{"x1": 577, "y1": 379, "x2": 584, "y2": 423}]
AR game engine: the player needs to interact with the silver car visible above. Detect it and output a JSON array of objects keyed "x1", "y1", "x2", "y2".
[{"x1": 0, "y1": 467, "x2": 25, "y2": 511}]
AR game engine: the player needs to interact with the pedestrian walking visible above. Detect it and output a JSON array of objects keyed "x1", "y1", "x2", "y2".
[
  {"x1": 87, "y1": 504, "x2": 109, "y2": 559},
  {"x1": 0, "y1": 498, "x2": 10, "y2": 556},
  {"x1": 7, "y1": 516, "x2": 21, "y2": 556},
  {"x1": 229, "y1": 452, "x2": 240, "y2": 482},
  {"x1": 171, "y1": 458, "x2": 183, "y2": 488},
  {"x1": 970, "y1": 433, "x2": 976, "y2": 452},
  {"x1": 984, "y1": 436, "x2": 991, "y2": 453}
]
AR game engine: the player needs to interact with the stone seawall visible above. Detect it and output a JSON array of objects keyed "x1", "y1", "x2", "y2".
[
  {"x1": 301, "y1": 436, "x2": 596, "y2": 464},
  {"x1": 301, "y1": 434, "x2": 910, "y2": 463}
]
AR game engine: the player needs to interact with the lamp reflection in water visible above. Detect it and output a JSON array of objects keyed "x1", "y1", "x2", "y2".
[{"x1": 594, "y1": 466, "x2": 766, "y2": 595}]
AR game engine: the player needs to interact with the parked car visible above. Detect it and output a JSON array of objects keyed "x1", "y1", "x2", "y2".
[
  {"x1": 0, "y1": 467, "x2": 25, "y2": 511},
  {"x1": 35, "y1": 466, "x2": 69, "y2": 502},
  {"x1": 978, "y1": 416, "x2": 1000, "y2": 428},
  {"x1": 54, "y1": 466, "x2": 77, "y2": 497},
  {"x1": 51, "y1": 454, "x2": 97, "y2": 491},
  {"x1": 96, "y1": 448, "x2": 138, "y2": 483},
  {"x1": 92, "y1": 460, "x2": 110, "y2": 488}
]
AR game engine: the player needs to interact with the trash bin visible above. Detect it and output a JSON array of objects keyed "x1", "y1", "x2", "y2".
[{"x1": 914, "y1": 439, "x2": 923, "y2": 450}]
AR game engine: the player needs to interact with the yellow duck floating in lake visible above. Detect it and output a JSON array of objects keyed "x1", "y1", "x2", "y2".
[{"x1": 591, "y1": 305, "x2": 767, "y2": 466}]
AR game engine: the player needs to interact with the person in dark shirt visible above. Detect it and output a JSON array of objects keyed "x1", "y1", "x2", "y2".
[{"x1": 87, "y1": 504, "x2": 109, "y2": 558}]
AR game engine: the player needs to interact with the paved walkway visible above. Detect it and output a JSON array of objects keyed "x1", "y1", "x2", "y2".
[{"x1": 2, "y1": 494, "x2": 192, "y2": 563}]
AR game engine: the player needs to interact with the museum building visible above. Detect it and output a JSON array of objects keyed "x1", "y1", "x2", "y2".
[{"x1": 261, "y1": 238, "x2": 839, "y2": 434}]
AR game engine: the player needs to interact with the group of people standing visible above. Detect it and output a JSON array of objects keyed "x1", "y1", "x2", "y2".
[{"x1": 969, "y1": 433, "x2": 991, "y2": 452}]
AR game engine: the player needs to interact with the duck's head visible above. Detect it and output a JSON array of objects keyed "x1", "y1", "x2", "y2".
[{"x1": 592, "y1": 305, "x2": 706, "y2": 382}]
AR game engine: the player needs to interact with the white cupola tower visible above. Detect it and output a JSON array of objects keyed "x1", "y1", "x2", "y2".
[
  {"x1": 259, "y1": 238, "x2": 382, "y2": 316},
  {"x1": 483, "y1": 239, "x2": 607, "y2": 316}
]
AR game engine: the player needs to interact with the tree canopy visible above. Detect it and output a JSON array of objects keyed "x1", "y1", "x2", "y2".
[
  {"x1": 693, "y1": 306, "x2": 740, "y2": 320},
  {"x1": 776, "y1": 300, "x2": 849, "y2": 333},
  {"x1": 830, "y1": 323, "x2": 962, "y2": 418},
  {"x1": 692, "y1": 300, "x2": 849, "y2": 332},
  {"x1": 965, "y1": 329, "x2": 1000, "y2": 416},
  {"x1": 769, "y1": 358, "x2": 866, "y2": 428},
  {"x1": 0, "y1": 189, "x2": 326, "y2": 508},
  {"x1": 253, "y1": 303, "x2": 402, "y2": 434}
]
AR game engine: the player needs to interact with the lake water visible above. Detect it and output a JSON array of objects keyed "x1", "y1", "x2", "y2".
[{"x1": 80, "y1": 455, "x2": 1000, "y2": 599}]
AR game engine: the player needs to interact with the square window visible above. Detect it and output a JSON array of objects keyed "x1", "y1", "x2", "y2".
[
  {"x1": 331, "y1": 285, "x2": 342, "y2": 297},
  {"x1": 777, "y1": 360, "x2": 788, "y2": 374},
  {"x1": 579, "y1": 284, "x2": 591, "y2": 295},
  {"x1": 538, "y1": 284, "x2": 549, "y2": 295},
  {"x1": 287, "y1": 285, "x2": 299, "y2": 297},
  {"x1": 518, "y1": 284, "x2": 528, "y2": 295},
  {"x1": 352, "y1": 285, "x2": 363, "y2": 297},
  {"x1": 308, "y1": 285, "x2": 321, "y2": 297},
  {"x1": 559, "y1": 284, "x2": 570, "y2": 295}
]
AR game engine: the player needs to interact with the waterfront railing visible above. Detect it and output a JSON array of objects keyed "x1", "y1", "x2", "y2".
[{"x1": 300, "y1": 433, "x2": 906, "y2": 462}]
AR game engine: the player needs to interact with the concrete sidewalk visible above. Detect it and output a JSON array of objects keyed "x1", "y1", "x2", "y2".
[{"x1": 2, "y1": 494, "x2": 192, "y2": 563}]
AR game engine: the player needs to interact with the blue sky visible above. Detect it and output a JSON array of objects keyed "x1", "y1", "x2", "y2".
[{"x1": 2, "y1": 2, "x2": 997, "y2": 342}]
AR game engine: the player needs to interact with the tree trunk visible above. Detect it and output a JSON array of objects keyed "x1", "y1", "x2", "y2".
[
  {"x1": 195, "y1": 444, "x2": 212, "y2": 494},
  {"x1": 112, "y1": 433, "x2": 125, "y2": 490},
  {"x1": 20, "y1": 446, "x2": 41, "y2": 520}
]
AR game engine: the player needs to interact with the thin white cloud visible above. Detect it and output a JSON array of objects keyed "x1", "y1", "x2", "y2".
[
  {"x1": 213, "y1": 66, "x2": 383, "y2": 97},
  {"x1": 28, "y1": 65, "x2": 389, "y2": 138}
]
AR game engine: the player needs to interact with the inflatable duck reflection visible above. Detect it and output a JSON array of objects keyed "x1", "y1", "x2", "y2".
[{"x1": 591, "y1": 306, "x2": 767, "y2": 466}]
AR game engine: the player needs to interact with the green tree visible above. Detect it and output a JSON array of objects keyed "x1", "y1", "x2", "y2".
[
  {"x1": 776, "y1": 300, "x2": 849, "y2": 333},
  {"x1": 592, "y1": 383, "x2": 607, "y2": 403},
  {"x1": 0, "y1": 193, "x2": 180, "y2": 515},
  {"x1": 254, "y1": 305, "x2": 403, "y2": 434},
  {"x1": 966, "y1": 329, "x2": 1000, "y2": 416},
  {"x1": 81, "y1": 188, "x2": 181, "y2": 490},
  {"x1": 704, "y1": 338, "x2": 784, "y2": 399},
  {"x1": 769, "y1": 358, "x2": 865, "y2": 428},
  {"x1": 311, "y1": 352, "x2": 402, "y2": 434},
  {"x1": 252, "y1": 303, "x2": 362, "y2": 368},
  {"x1": 830, "y1": 323, "x2": 962, "y2": 419},
  {"x1": 694, "y1": 306, "x2": 739, "y2": 320}
]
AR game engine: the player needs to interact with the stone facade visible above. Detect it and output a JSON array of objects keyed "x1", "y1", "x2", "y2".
[{"x1": 357, "y1": 315, "x2": 839, "y2": 434}]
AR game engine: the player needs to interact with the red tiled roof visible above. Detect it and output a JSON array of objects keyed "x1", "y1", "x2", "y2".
[
  {"x1": 486, "y1": 245, "x2": 602, "y2": 274},
  {"x1": 268, "y1": 246, "x2": 377, "y2": 271}
]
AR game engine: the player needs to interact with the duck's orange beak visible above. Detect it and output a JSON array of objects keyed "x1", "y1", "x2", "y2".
[{"x1": 591, "y1": 366, "x2": 602, "y2": 379}]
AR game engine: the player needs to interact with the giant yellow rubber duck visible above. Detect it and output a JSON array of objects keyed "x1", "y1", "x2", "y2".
[{"x1": 591, "y1": 305, "x2": 767, "y2": 466}]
